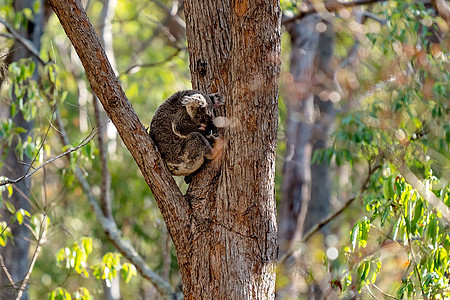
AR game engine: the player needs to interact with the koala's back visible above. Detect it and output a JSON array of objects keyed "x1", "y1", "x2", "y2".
[
  {"x1": 149, "y1": 90, "x2": 213, "y2": 176},
  {"x1": 149, "y1": 92, "x2": 186, "y2": 158}
]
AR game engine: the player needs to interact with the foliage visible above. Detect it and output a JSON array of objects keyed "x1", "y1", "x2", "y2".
[
  {"x1": 319, "y1": 0, "x2": 450, "y2": 298},
  {"x1": 1, "y1": 0, "x2": 448, "y2": 298},
  {"x1": 54, "y1": 237, "x2": 136, "y2": 297},
  {"x1": 48, "y1": 287, "x2": 92, "y2": 300},
  {"x1": 1, "y1": 0, "x2": 181, "y2": 298}
]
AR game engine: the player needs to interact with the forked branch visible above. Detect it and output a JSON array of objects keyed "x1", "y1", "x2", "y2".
[{"x1": 47, "y1": 0, "x2": 190, "y2": 252}]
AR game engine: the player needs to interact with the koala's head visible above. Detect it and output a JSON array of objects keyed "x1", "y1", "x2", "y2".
[{"x1": 181, "y1": 92, "x2": 224, "y2": 131}]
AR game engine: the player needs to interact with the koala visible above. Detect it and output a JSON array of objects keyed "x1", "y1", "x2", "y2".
[{"x1": 149, "y1": 90, "x2": 224, "y2": 178}]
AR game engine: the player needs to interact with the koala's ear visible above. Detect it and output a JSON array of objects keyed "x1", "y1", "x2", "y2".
[
  {"x1": 181, "y1": 93, "x2": 208, "y2": 108},
  {"x1": 209, "y1": 93, "x2": 225, "y2": 109}
]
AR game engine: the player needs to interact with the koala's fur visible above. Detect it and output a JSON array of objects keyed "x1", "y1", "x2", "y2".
[{"x1": 149, "y1": 90, "x2": 224, "y2": 177}]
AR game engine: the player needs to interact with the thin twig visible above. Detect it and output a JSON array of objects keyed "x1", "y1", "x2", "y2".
[
  {"x1": 280, "y1": 159, "x2": 380, "y2": 265},
  {"x1": 13, "y1": 214, "x2": 47, "y2": 300},
  {"x1": 302, "y1": 160, "x2": 379, "y2": 242},
  {"x1": 0, "y1": 254, "x2": 17, "y2": 289},
  {"x1": 0, "y1": 17, "x2": 47, "y2": 66},
  {"x1": 364, "y1": 11, "x2": 387, "y2": 24},
  {"x1": 1, "y1": 105, "x2": 56, "y2": 187},
  {"x1": 0, "y1": 128, "x2": 100, "y2": 187},
  {"x1": 366, "y1": 285, "x2": 378, "y2": 299},
  {"x1": 0, "y1": 210, "x2": 17, "y2": 238},
  {"x1": 372, "y1": 284, "x2": 397, "y2": 299},
  {"x1": 407, "y1": 234, "x2": 428, "y2": 299},
  {"x1": 121, "y1": 48, "x2": 182, "y2": 76}
]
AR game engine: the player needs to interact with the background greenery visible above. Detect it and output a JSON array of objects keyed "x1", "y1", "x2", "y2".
[{"x1": 0, "y1": 0, "x2": 448, "y2": 299}]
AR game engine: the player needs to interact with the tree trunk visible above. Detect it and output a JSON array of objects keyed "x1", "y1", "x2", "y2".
[
  {"x1": 279, "y1": 14, "x2": 335, "y2": 254},
  {"x1": 48, "y1": 0, "x2": 281, "y2": 298},
  {"x1": 181, "y1": 1, "x2": 281, "y2": 298},
  {"x1": 0, "y1": 1, "x2": 46, "y2": 299},
  {"x1": 277, "y1": 13, "x2": 335, "y2": 299}
]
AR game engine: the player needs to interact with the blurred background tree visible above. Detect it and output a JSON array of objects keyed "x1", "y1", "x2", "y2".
[{"x1": 0, "y1": 0, "x2": 448, "y2": 299}]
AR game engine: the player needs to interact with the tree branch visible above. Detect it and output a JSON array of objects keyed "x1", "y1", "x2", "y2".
[
  {"x1": 0, "y1": 254, "x2": 17, "y2": 290},
  {"x1": 47, "y1": 0, "x2": 190, "y2": 254},
  {"x1": 0, "y1": 128, "x2": 99, "y2": 187},
  {"x1": 0, "y1": 17, "x2": 47, "y2": 66},
  {"x1": 393, "y1": 158, "x2": 450, "y2": 223},
  {"x1": 93, "y1": 95, "x2": 112, "y2": 219},
  {"x1": 280, "y1": 159, "x2": 380, "y2": 265},
  {"x1": 121, "y1": 48, "x2": 183, "y2": 76},
  {"x1": 282, "y1": 0, "x2": 388, "y2": 25},
  {"x1": 14, "y1": 214, "x2": 47, "y2": 300},
  {"x1": 372, "y1": 284, "x2": 397, "y2": 299},
  {"x1": 52, "y1": 105, "x2": 175, "y2": 299}
]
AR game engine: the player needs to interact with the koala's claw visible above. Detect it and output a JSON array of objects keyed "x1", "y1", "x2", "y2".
[{"x1": 206, "y1": 130, "x2": 219, "y2": 140}]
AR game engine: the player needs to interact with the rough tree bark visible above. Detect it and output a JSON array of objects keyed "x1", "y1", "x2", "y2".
[
  {"x1": 182, "y1": 1, "x2": 280, "y2": 298},
  {"x1": 48, "y1": 0, "x2": 281, "y2": 299},
  {"x1": 0, "y1": 1, "x2": 46, "y2": 299}
]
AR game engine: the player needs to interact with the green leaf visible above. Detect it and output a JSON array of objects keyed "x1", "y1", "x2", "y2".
[
  {"x1": 22, "y1": 8, "x2": 33, "y2": 21},
  {"x1": 383, "y1": 175, "x2": 395, "y2": 200},
  {"x1": 397, "y1": 280, "x2": 410, "y2": 299},
  {"x1": 13, "y1": 126, "x2": 27, "y2": 134},
  {"x1": 350, "y1": 217, "x2": 370, "y2": 250},
  {"x1": 48, "y1": 65, "x2": 56, "y2": 84},
  {"x1": 426, "y1": 217, "x2": 439, "y2": 249},
  {"x1": 16, "y1": 210, "x2": 23, "y2": 225},
  {"x1": 48, "y1": 287, "x2": 72, "y2": 300},
  {"x1": 32, "y1": 0, "x2": 41, "y2": 13},
  {"x1": 443, "y1": 235, "x2": 450, "y2": 252},
  {"x1": 0, "y1": 221, "x2": 13, "y2": 246},
  {"x1": 74, "y1": 287, "x2": 91, "y2": 300},
  {"x1": 121, "y1": 263, "x2": 137, "y2": 283},
  {"x1": 412, "y1": 199, "x2": 423, "y2": 232},
  {"x1": 10, "y1": 102, "x2": 16, "y2": 117},
  {"x1": 6, "y1": 184, "x2": 13, "y2": 198},
  {"x1": 433, "y1": 247, "x2": 448, "y2": 275},
  {"x1": 92, "y1": 265, "x2": 102, "y2": 279},
  {"x1": 356, "y1": 260, "x2": 371, "y2": 290},
  {"x1": 4, "y1": 201, "x2": 15, "y2": 213},
  {"x1": 81, "y1": 237, "x2": 93, "y2": 256},
  {"x1": 16, "y1": 208, "x2": 31, "y2": 225}
]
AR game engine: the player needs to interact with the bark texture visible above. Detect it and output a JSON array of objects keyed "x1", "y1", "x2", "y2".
[
  {"x1": 48, "y1": 0, "x2": 281, "y2": 299},
  {"x1": 182, "y1": 1, "x2": 281, "y2": 298}
]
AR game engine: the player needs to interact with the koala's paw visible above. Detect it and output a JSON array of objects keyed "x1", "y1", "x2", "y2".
[
  {"x1": 209, "y1": 136, "x2": 224, "y2": 160},
  {"x1": 206, "y1": 130, "x2": 219, "y2": 140}
]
